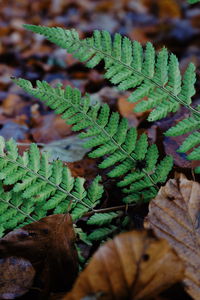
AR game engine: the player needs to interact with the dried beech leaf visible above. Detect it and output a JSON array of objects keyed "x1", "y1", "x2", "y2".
[
  {"x1": 148, "y1": 173, "x2": 200, "y2": 300},
  {"x1": 0, "y1": 256, "x2": 35, "y2": 299},
  {"x1": 0, "y1": 214, "x2": 78, "y2": 294},
  {"x1": 63, "y1": 230, "x2": 184, "y2": 300}
]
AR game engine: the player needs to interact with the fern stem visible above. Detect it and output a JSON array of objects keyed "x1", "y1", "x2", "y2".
[
  {"x1": 70, "y1": 35, "x2": 200, "y2": 118},
  {"x1": 17, "y1": 142, "x2": 46, "y2": 147},
  {"x1": 83, "y1": 204, "x2": 137, "y2": 217},
  {"x1": 0, "y1": 154, "x2": 92, "y2": 210},
  {"x1": 0, "y1": 197, "x2": 37, "y2": 223}
]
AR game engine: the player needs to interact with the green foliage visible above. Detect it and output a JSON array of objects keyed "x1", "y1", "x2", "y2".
[
  {"x1": 87, "y1": 212, "x2": 119, "y2": 226},
  {"x1": 14, "y1": 78, "x2": 173, "y2": 203},
  {"x1": 187, "y1": 0, "x2": 200, "y2": 3},
  {"x1": 23, "y1": 25, "x2": 200, "y2": 173},
  {"x1": 4, "y1": 24, "x2": 199, "y2": 240},
  {"x1": 88, "y1": 225, "x2": 117, "y2": 241},
  {"x1": 0, "y1": 137, "x2": 103, "y2": 237}
]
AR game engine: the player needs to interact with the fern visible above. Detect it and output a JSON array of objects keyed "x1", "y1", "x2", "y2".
[
  {"x1": 0, "y1": 137, "x2": 104, "y2": 237},
  {"x1": 14, "y1": 78, "x2": 173, "y2": 203},
  {"x1": 22, "y1": 25, "x2": 200, "y2": 173},
  {"x1": 88, "y1": 225, "x2": 117, "y2": 241},
  {"x1": 187, "y1": 0, "x2": 200, "y2": 3},
  {"x1": 87, "y1": 212, "x2": 119, "y2": 226}
]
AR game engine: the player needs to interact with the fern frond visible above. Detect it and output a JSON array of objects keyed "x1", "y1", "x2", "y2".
[
  {"x1": 88, "y1": 225, "x2": 117, "y2": 241},
  {"x1": 187, "y1": 146, "x2": 200, "y2": 160},
  {"x1": 71, "y1": 176, "x2": 104, "y2": 220},
  {"x1": 14, "y1": 78, "x2": 173, "y2": 203},
  {"x1": 23, "y1": 25, "x2": 199, "y2": 119},
  {"x1": 0, "y1": 137, "x2": 104, "y2": 237},
  {"x1": 187, "y1": 0, "x2": 200, "y2": 3},
  {"x1": 22, "y1": 25, "x2": 200, "y2": 172},
  {"x1": 87, "y1": 212, "x2": 119, "y2": 226},
  {"x1": 178, "y1": 132, "x2": 200, "y2": 153},
  {"x1": 165, "y1": 114, "x2": 200, "y2": 172}
]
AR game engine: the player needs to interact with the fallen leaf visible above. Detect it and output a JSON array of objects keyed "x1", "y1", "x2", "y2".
[
  {"x1": 0, "y1": 94, "x2": 26, "y2": 116},
  {"x1": 42, "y1": 135, "x2": 90, "y2": 162},
  {"x1": 0, "y1": 256, "x2": 35, "y2": 299},
  {"x1": 67, "y1": 157, "x2": 99, "y2": 179},
  {"x1": 0, "y1": 121, "x2": 28, "y2": 140},
  {"x1": 158, "y1": 0, "x2": 181, "y2": 19},
  {"x1": 163, "y1": 136, "x2": 193, "y2": 169},
  {"x1": 117, "y1": 96, "x2": 139, "y2": 127},
  {"x1": 31, "y1": 114, "x2": 72, "y2": 143},
  {"x1": 0, "y1": 214, "x2": 78, "y2": 295},
  {"x1": 63, "y1": 230, "x2": 184, "y2": 300},
  {"x1": 148, "y1": 173, "x2": 200, "y2": 300}
]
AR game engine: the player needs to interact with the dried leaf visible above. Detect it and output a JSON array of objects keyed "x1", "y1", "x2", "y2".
[
  {"x1": 117, "y1": 96, "x2": 139, "y2": 127},
  {"x1": 42, "y1": 135, "x2": 90, "y2": 162},
  {"x1": 31, "y1": 114, "x2": 72, "y2": 144},
  {"x1": 0, "y1": 256, "x2": 35, "y2": 299},
  {"x1": 67, "y1": 157, "x2": 99, "y2": 179},
  {"x1": 148, "y1": 173, "x2": 200, "y2": 299},
  {"x1": 0, "y1": 121, "x2": 28, "y2": 140},
  {"x1": 63, "y1": 230, "x2": 184, "y2": 300},
  {"x1": 158, "y1": 0, "x2": 181, "y2": 19},
  {"x1": 0, "y1": 214, "x2": 78, "y2": 295}
]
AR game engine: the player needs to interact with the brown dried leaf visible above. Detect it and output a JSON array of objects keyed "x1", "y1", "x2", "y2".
[
  {"x1": 0, "y1": 214, "x2": 78, "y2": 295},
  {"x1": 67, "y1": 157, "x2": 99, "y2": 179},
  {"x1": 148, "y1": 173, "x2": 200, "y2": 300},
  {"x1": 117, "y1": 96, "x2": 139, "y2": 127},
  {"x1": 64, "y1": 230, "x2": 184, "y2": 300},
  {"x1": 0, "y1": 256, "x2": 35, "y2": 299},
  {"x1": 158, "y1": 0, "x2": 181, "y2": 19},
  {"x1": 0, "y1": 94, "x2": 26, "y2": 116},
  {"x1": 31, "y1": 114, "x2": 72, "y2": 143}
]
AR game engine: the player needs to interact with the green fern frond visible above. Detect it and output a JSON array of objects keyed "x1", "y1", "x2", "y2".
[
  {"x1": 165, "y1": 117, "x2": 200, "y2": 136},
  {"x1": 0, "y1": 137, "x2": 104, "y2": 237},
  {"x1": 165, "y1": 115, "x2": 200, "y2": 172},
  {"x1": 177, "y1": 132, "x2": 200, "y2": 153},
  {"x1": 187, "y1": 146, "x2": 200, "y2": 161},
  {"x1": 71, "y1": 176, "x2": 104, "y2": 220},
  {"x1": 87, "y1": 212, "x2": 119, "y2": 226},
  {"x1": 88, "y1": 225, "x2": 117, "y2": 241},
  {"x1": 187, "y1": 0, "x2": 200, "y2": 3},
  {"x1": 22, "y1": 25, "x2": 200, "y2": 172},
  {"x1": 14, "y1": 78, "x2": 173, "y2": 203},
  {"x1": 23, "y1": 25, "x2": 199, "y2": 119}
]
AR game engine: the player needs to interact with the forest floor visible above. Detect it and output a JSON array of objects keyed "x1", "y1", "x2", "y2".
[{"x1": 0, "y1": 0, "x2": 200, "y2": 299}]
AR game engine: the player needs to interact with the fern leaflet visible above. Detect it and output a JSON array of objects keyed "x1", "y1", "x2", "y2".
[
  {"x1": 87, "y1": 212, "x2": 119, "y2": 226},
  {"x1": 88, "y1": 225, "x2": 117, "y2": 241}
]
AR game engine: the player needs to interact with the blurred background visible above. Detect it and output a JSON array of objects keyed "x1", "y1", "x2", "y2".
[{"x1": 0, "y1": 0, "x2": 200, "y2": 173}]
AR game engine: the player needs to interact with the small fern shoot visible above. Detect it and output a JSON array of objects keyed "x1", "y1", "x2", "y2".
[
  {"x1": 22, "y1": 25, "x2": 200, "y2": 173},
  {"x1": 0, "y1": 137, "x2": 104, "y2": 237},
  {"x1": 14, "y1": 78, "x2": 173, "y2": 203}
]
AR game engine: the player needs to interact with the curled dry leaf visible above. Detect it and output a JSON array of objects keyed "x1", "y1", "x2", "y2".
[
  {"x1": 148, "y1": 173, "x2": 200, "y2": 300},
  {"x1": 0, "y1": 214, "x2": 78, "y2": 295},
  {"x1": 0, "y1": 256, "x2": 35, "y2": 299},
  {"x1": 63, "y1": 230, "x2": 184, "y2": 300}
]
